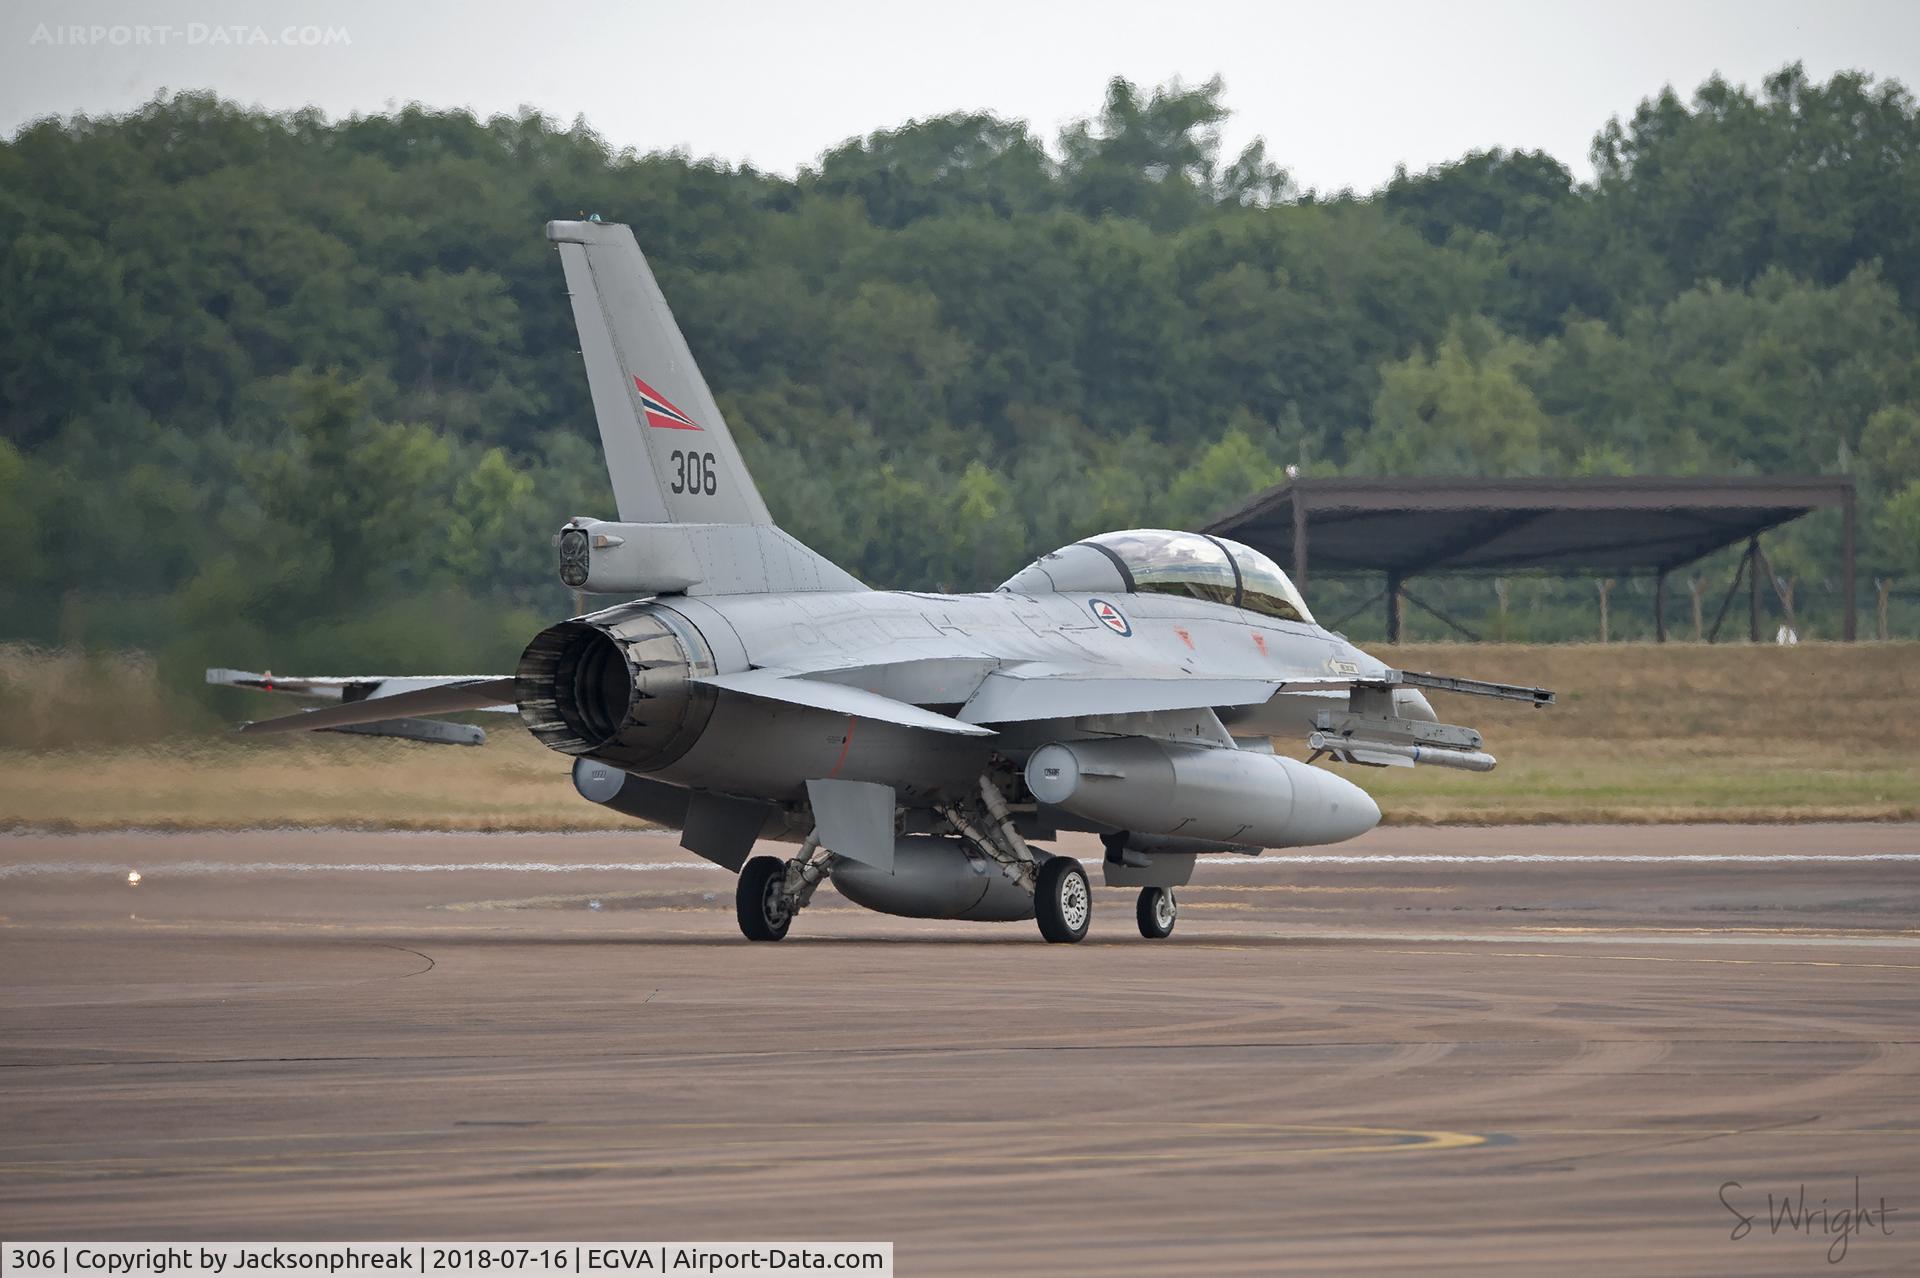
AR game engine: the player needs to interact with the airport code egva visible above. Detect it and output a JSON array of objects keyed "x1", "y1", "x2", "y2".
[{"x1": 1, "y1": 1246, "x2": 893, "y2": 1278}]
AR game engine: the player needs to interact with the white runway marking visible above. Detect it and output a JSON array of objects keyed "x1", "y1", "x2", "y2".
[{"x1": 1292, "y1": 930, "x2": 1920, "y2": 949}]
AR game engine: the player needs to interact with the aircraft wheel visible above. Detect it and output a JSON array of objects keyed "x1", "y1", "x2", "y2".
[
  {"x1": 1136, "y1": 886, "x2": 1176, "y2": 939},
  {"x1": 736, "y1": 855, "x2": 793, "y2": 942},
  {"x1": 1034, "y1": 856, "x2": 1092, "y2": 944}
]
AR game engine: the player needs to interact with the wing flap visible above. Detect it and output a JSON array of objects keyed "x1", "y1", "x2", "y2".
[
  {"x1": 696, "y1": 668, "x2": 995, "y2": 736},
  {"x1": 959, "y1": 671, "x2": 1281, "y2": 724}
]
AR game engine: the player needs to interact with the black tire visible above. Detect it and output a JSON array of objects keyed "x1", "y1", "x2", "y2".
[
  {"x1": 1034, "y1": 856, "x2": 1092, "y2": 944},
  {"x1": 1136, "y1": 886, "x2": 1176, "y2": 939},
  {"x1": 735, "y1": 855, "x2": 792, "y2": 942}
]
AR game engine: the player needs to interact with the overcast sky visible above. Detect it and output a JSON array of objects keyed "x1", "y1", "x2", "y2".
[{"x1": 5, "y1": 0, "x2": 1918, "y2": 194}]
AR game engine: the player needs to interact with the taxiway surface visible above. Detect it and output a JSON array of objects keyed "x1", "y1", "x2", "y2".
[{"x1": 2, "y1": 825, "x2": 1916, "y2": 1274}]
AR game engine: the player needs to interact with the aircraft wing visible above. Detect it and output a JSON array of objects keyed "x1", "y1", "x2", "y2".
[
  {"x1": 955, "y1": 664, "x2": 1554, "y2": 725},
  {"x1": 696, "y1": 668, "x2": 996, "y2": 736},
  {"x1": 1271, "y1": 670, "x2": 1555, "y2": 706},
  {"x1": 959, "y1": 668, "x2": 1283, "y2": 724}
]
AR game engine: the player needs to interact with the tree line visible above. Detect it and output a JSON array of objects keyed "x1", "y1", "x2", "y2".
[{"x1": 2, "y1": 65, "x2": 1917, "y2": 687}]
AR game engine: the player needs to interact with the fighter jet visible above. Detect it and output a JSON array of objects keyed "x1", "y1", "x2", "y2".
[{"x1": 214, "y1": 219, "x2": 1553, "y2": 944}]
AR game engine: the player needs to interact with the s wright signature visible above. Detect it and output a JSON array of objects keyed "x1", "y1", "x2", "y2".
[{"x1": 1720, "y1": 1177, "x2": 1901, "y2": 1264}]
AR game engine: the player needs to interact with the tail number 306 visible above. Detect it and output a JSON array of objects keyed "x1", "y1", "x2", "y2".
[{"x1": 669, "y1": 449, "x2": 718, "y2": 495}]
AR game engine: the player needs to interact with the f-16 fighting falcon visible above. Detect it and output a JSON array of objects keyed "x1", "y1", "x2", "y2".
[{"x1": 212, "y1": 220, "x2": 1554, "y2": 944}]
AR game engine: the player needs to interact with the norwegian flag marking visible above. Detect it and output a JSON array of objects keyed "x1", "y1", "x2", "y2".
[
  {"x1": 1090, "y1": 598, "x2": 1132, "y2": 636},
  {"x1": 633, "y1": 375, "x2": 702, "y2": 430}
]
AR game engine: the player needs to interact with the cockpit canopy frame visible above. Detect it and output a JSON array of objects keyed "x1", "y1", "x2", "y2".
[{"x1": 1000, "y1": 528, "x2": 1315, "y2": 624}]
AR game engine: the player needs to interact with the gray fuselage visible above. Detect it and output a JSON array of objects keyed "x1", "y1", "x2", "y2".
[{"x1": 617, "y1": 586, "x2": 1421, "y2": 804}]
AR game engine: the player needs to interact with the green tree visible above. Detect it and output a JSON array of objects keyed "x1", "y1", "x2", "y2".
[
  {"x1": 1163, "y1": 420, "x2": 1289, "y2": 529},
  {"x1": 1862, "y1": 405, "x2": 1920, "y2": 577},
  {"x1": 1591, "y1": 65, "x2": 1920, "y2": 310},
  {"x1": 1058, "y1": 77, "x2": 1234, "y2": 228},
  {"x1": 234, "y1": 370, "x2": 457, "y2": 613},
  {"x1": 1384, "y1": 148, "x2": 1575, "y2": 248},
  {"x1": 1350, "y1": 319, "x2": 1551, "y2": 476},
  {"x1": 809, "y1": 113, "x2": 1056, "y2": 228},
  {"x1": 7, "y1": 68, "x2": 1920, "y2": 660}
]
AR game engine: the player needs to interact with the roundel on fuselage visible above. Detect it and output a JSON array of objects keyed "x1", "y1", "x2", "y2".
[{"x1": 1089, "y1": 598, "x2": 1132, "y2": 636}]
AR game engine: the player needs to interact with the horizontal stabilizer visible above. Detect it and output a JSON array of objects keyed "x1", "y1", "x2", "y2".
[
  {"x1": 321, "y1": 717, "x2": 487, "y2": 747},
  {"x1": 697, "y1": 668, "x2": 995, "y2": 736},
  {"x1": 208, "y1": 668, "x2": 521, "y2": 711},
  {"x1": 238, "y1": 678, "x2": 517, "y2": 736}
]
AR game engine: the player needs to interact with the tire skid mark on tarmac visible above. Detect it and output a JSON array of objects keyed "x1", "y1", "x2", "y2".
[
  {"x1": 1487, "y1": 1112, "x2": 1825, "y2": 1174},
  {"x1": 7, "y1": 1029, "x2": 1918, "y2": 1074},
  {"x1": 374, "y1": 943, "x2": 435, "y2": 978},
  {"x1": 0, "y1": 1120, "x2": 1488, "y2": 1181}
]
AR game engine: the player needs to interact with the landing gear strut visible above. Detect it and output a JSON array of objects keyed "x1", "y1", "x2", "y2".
[
  {"x1": 940, "y1": 773, "x2": 1093, "y2": 943},
  {"x1": 1136, "y1": 886, "x2": 1176, "y2": 939},
  {"x1": 735, "y1": 833, "x2": 828, "y2": 942}
]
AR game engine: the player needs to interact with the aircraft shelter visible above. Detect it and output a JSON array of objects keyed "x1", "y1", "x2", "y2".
[{"x1": 1203, "y1": 476, "x2": 1859, "y2": 642}]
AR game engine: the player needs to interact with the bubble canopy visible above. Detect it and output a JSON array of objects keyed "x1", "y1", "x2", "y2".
[{"x1": 999, "y1": 528, "x2": 1315, "y2": 624}]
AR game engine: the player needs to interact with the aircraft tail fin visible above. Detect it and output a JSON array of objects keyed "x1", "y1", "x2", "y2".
[
  {"x1": 547, "y1": 220, "x2": 863, "y2": 593},
  {"x1": 548, "y1": 219, "x2": 768, "y2": 526}
]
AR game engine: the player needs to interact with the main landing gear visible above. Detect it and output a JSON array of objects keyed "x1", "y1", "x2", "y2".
[
  {"x1": 1136, "y1": 885, "x2": 1177, "y2": 939},
  {"x1": 942, "y1": 774, "x2": 1095, "y2": 944},
  {"x1": 735, "y1": 833, "x2": 828, "y2": 942},
  {"x1": 735, "y1": 856, "x2": 792, "y2": 941},
  {"x1": 1034, "y1": 855, "x2": 1092, "y2": 943}
]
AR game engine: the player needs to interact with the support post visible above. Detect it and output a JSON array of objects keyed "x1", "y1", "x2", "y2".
[
  {"x1": 1597, "y1": 578, "x2": 1613, "y2": 643},
  {"x1": 1842, "y1": 486, "x2": 1857, "y2": 641},
  {"x1": 1290, "y1": 490, "x2": 1309, "y2": 591},
  {"x1": 1386, "y1": 570, "x2": 1404, "y2": 643},
  {"x1": 1748, "y1": 537, "x2": 1762, "y2": 643},
  {"x1": 1878, "y1": 579, "x2": 1892, "y2": 641},
  {"x1": 1401, "y1": 588, "x2": 1483, "y2": 642},
  {"x1": 1690, "y1": 576, "x2": 1705, "y2": 641},
  {"x1": 1752, "y1": 541, "x2": 1800, "y2": 640},
  {"x1": 1655, "y1": 570, "x2": 1668, "y2": 643},
  {"x1": 1707, "y1": 552, "x2": 1749, "y2": 643}
]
